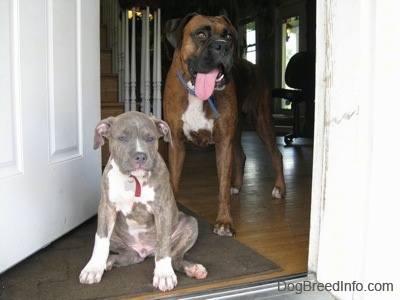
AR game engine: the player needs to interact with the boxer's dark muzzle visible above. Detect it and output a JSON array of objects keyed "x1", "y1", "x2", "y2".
[{"x1": 187, "y1": 38, "x2": 234, "y2": 99}]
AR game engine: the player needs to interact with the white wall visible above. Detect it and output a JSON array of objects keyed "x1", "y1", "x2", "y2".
[{"x1": 309, "y1": 1, "x2": 400, "y2": 299}]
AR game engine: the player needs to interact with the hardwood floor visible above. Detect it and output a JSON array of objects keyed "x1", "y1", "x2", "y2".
[
  {"x1": 135, "y1": 131, "x2": 313, "y2": 298},
  {"x1": 180, "y1": 132, "x2": 312, "y2": 283}
]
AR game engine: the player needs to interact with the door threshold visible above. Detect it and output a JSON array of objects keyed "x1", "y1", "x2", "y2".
[{"x1": 155, "y1": 273, "x2": 336, "y2": 300}]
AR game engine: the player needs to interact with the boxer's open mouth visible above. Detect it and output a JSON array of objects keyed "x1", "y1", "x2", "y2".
[{"x1": 189, "y1": 64, "x2": 227, "y2": 100}]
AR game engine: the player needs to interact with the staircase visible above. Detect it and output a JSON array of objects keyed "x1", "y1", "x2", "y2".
[
  {"x1": 100, "y1": 16, "x2": 124, "y2": 166},
  {"x1": 98, "y1": 4, "x2": 168, "y2": 165}
]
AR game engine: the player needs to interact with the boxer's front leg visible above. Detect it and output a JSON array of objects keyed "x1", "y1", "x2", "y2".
[
  {"x1": 214, "y1": 140, "x2": 235, "y2": 236},
  {"x1": 168, "y1": 136, "x2": 186, "y2": 197},
  {"x1": 79, "y1": 200, "x2": 116, "y2": 284}
]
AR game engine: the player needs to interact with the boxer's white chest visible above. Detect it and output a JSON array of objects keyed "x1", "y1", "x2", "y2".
[
  {"x1": 107, "y1": 160, "x2": 154, "y2": 215},
  {"x1": 181, "y1": 88, "x2": 214, "y2": 141}
]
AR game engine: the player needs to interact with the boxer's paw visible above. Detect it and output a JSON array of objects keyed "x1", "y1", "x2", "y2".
[
  {"x1": 153, "y1": 258, "x2": 177, "y2": 292},
  {"x1": 185, "y1": 264, "x2": 208, "y2": 279},
  {"x1": 230, "y1": 187, "x2": 240, "y2": 195},
  {"x1": 213, "y1": 222, "x2": 235, "y2": 237},
  {"x1": 272, "y1": 187, "x2": 286, "y2": 199},
  {"x1": 79, "y1": 262, "x2": 105, "y2": 284}
]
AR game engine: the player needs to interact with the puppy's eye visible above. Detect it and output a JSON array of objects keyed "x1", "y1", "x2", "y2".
[
  {"x1": 119, "y1": 135, "x2": 128, "y2": 142},
  {"x1": 196, "y1": 31, "x2": 207, "y2": 40},
  {"x1": 226, "y1": 33, "x2": 233, "y2": 41},
  {"x1": 146, "y1": 136, "x2": 155, "y2": 143}
]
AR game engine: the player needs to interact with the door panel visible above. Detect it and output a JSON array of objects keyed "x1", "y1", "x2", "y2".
[
  {"x1": 50, "y1": 0, "x2": 81, "y2": 163},
  {"x1": 0, "y1": 0, "x2": 101, "y2": 273},
  {"x1": 0, "y1": 0, "x2": 23, "y2": 180}
]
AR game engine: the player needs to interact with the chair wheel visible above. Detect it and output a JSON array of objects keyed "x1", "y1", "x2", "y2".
[{"x1": 284, "y1": 136, "x2": 293, "y2": 145}]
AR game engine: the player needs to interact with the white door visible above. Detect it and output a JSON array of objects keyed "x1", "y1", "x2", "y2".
[{"x1": 0, "y1": 0, "x2": 101, "y2": 272}]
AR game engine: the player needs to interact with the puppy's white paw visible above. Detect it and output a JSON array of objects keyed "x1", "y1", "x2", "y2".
[
  {"x1": 79, "y1": 234, "x2": 109, "y2": 284},
  {"x1": 153, "y1": 272, "x2": 177, "y2": 292},
  {"x1": 185, "y1": 263, "x2": 208, "y2": 279},
  {"x1": 153, "y1": 257, "x2": 177, "y2": 292},
  {"x1": 79, "y1": 262, "x2": 104, "y2": 284}
]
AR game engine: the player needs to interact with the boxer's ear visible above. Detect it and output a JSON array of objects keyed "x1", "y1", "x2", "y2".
[
  {"x1": 165, "y1": 18, "x2": 181, "y2": 49},
  {"x1": 166, "y1": 12, "x2": 198, "y2": 49},
  {"x1": 152, "y1": 117, "x2": 173, "y2": 147},
  {"x1": 220, "y1": 15, "x2": 238, "y2": 55},
  {"x1": 221, "y1": 15, "x2": 238, "y2": 42},
  {"x1": 93, "y1": 117, "x2": 114, "y2": 149}
]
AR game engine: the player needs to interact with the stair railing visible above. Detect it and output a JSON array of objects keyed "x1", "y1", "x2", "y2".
[{"x1": 101, "y1": 0, "x2": 162, "y2": 118}]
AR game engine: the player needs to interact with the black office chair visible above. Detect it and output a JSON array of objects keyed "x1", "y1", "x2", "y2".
[{"x1": 272, "y1": 51, "x2": 315, "y2": 145}]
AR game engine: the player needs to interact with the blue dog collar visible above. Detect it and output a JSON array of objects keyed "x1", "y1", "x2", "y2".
[{"x1": 177, "y1": 71, "x2": 220, "y2": 119}]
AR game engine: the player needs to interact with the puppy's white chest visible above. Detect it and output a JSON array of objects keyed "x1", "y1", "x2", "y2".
[
  {"x1": 181, "y1": 89, "x2": 214, "y2": 140},
  {"x1": 107, "y1": 160, "x2": 154, "y2": 215}
]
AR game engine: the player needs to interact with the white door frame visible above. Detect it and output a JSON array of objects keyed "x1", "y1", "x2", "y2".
[{"x1": 309, "y1": 1, "x2": 400, "y2": 299}]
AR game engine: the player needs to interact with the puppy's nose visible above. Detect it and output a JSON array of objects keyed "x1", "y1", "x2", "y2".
[{"x1": 133, "y1": 152, "x2": 147, "y2": 164}]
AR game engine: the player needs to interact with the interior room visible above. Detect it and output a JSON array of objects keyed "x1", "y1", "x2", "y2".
[{"x1": 1, "y1": 0, "x2": 398, "y2": 299}]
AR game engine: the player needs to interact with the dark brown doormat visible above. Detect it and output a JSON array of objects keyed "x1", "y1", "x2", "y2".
[{"x1": 0, "y1": 205, "x2": 281, "y2": 300}]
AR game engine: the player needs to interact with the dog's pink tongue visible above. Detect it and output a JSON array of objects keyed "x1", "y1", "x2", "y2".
[{"x1": 195, "y1": 69, "x2": 219, "y2": 100}]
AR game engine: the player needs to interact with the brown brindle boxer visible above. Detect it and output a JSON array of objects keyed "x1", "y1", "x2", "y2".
[{"x1": 163, "y1": 13, "x2": 286, "y2": 236}]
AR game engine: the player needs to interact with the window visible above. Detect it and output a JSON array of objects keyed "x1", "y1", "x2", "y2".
[
  {"x1": 243, "y1": 21, "x2": 256, "y2": 64},
  {"x1": 281, "y1": 16, "x2": 299, "y2": 109}
]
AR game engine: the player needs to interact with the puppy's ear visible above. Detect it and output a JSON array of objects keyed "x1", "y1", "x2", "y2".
[
  {"x1": 93, "y1": 117, "x2": 114, "y2": 149},
  {"x1": 152, "y1": 117, "x2": 173, "y2": 147},
  {"x1": 165, "y1": 12, "x2": 198, "y2": 49}
]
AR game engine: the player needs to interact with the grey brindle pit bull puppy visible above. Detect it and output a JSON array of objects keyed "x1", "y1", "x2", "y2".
[{"x1": 79, "y1": 111, "x2": 207, "y2": 292}]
